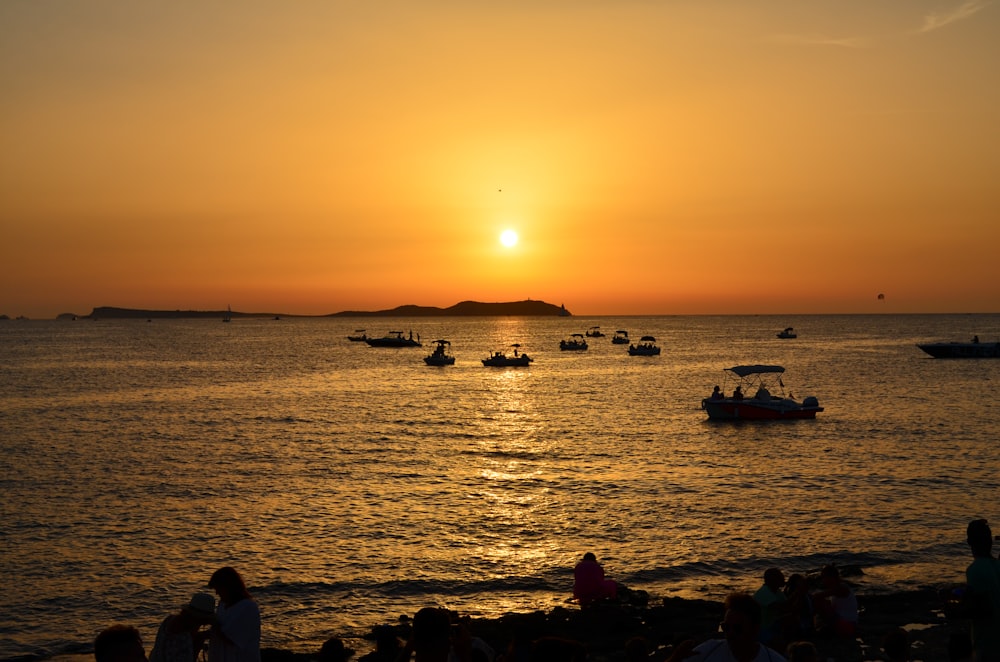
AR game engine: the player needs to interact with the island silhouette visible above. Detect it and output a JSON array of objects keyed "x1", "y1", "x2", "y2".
[{"x1": 78, "y1": 300, "x2": 571, "y2": 319}]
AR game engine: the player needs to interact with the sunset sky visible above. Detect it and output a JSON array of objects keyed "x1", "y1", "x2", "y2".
[{"x1": 2, "y1": 1, "x2": 998, "y2": 318}]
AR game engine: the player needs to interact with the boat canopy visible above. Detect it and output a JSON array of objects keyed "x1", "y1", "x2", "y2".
[
  {"x1": 726, "y1": 365, "x2": 785, "y2": 377},
  {"x1": 640, "y1": 336, "x2": 656, "y2": 342}
]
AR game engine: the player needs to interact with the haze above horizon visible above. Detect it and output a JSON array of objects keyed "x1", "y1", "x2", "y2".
[{"x1": 2, "y1": 2, "x2": 998, "y2": 319}]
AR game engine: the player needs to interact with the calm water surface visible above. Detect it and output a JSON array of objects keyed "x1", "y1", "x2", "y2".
[{"x1": 1, "y1": 314, "x2": 998, "y2": 660}]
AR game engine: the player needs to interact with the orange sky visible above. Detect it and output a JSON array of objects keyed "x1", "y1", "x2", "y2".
[{"x1": 2, "y1": 1, "x2": 998, "y2": 318}]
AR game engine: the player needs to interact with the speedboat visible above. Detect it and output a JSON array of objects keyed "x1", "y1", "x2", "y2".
[
  {"x1": 776, "y1": 327, "x2": 797, "y2": 339},
  {"x1": 423, "y1": 339, "x2": 455, "y2": 366},
  {"x1": 365, "y1": 330, "x2": 421, "y2": 347},
  {"x1": 611, "y1": 330, "x2": 630, "y2": 344},
  {"x1": 560, "y1": 333, "x2": 588, "y2": 351},
  {"x1": 482, "y1": 344, "x2": 533, "y2": 367},
  {"x1": 347, "y1": 329, "x2": 368, "y2": 342},
  {"x1": 586, "y1": 326, "x2": 605, "y2": 337},
  {"x1": 917, "y1": 338, "x2": 1000, "y2": 358},
  {"x1": 628, "y1": 335, "x2": 661, "y2": 356},
  {"x1": 701, "y1": 365, "x2": 823, "y2": 420}
]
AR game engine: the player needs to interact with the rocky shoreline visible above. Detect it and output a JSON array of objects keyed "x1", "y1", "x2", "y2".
[{"x1": 254, "y1": 587, "x2": 965, "y2": 662}]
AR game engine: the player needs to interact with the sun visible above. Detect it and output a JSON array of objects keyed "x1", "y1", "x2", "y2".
[{"x1": 499, "y1": 229, "x2": 519, "y2": 248}]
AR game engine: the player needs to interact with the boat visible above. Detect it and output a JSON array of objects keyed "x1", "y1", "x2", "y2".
[
  {"x1": 586, "y1": 326, "x2": 605, "y2": 337},
  {"x1": 701, "y1": 365, "x2": 823, "y2": 420},
  {"x1": 223, "y1": 305, "x2": 232, "y2": 323},
  {"x1": 560, "y1": 333, "x2": 589, "y2": 351},
  {"x1": 776, "y1": 327, "x2": 796, "y2": 339},
  {"x1": 917, "y1": 337, "x2": 1000, "y2": 358},
  {"x1": 423, "y1": 339, "x2": 456, "y2": 366},
  {"x1": 611, "y1": 330, "x2": 630, "y2": 344},
  {"x1": 628, "y1": 335, "x2": 661, "y2": 356},
  {"x1": 482, "y1": 344, "x2": 533, "y2": 367},
  {"x1": 347, "y1": 329, "x2": 368, "y2": 342},
  {"x1": 365, "y1": 330, "x2": 422, "y2": 347}
]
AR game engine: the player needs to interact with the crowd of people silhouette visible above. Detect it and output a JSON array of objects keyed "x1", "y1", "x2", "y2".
[{"x1": 94, "y1": 522, "x2": 1000, "y2": 662}]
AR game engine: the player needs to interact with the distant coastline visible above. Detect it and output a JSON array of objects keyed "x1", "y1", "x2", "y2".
[{"x1": 60, "y1": 300, "x2": 572, "y2": 320}]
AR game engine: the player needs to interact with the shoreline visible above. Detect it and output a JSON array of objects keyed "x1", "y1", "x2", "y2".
[
  {"x1": 41, "y1": 586, "x2": 967, "y2": 662},
  {"x1": 268, "y1": 587, "x2": 964, "y2": 662}
]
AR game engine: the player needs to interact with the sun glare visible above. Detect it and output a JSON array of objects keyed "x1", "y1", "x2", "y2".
[{"x1": 500, "y1": 229, "x2": 519, "y2": 248}]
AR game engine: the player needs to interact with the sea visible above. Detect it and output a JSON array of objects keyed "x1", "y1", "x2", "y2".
[{"x1": 1, "y1": 313, "x2": 998, "y2": 660}]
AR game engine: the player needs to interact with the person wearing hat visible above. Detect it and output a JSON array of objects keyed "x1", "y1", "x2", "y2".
[{"x1": 150, "y1": 593, "x2": 217, "y2": 662}]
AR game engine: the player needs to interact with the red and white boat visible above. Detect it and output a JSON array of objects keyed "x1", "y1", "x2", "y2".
[{"x1": 701, "y1": 365, "x2": 823, "y2": 420}]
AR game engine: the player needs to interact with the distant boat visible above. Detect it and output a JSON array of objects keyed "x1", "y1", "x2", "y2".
[
  {"x1": 917, "y1": 338, "x2": 1000, "y2": 358},
  {"x1": 365, "y1": 330, "x2": 421, "y2": 347},
  {"x1": 424, "y1": 339, "x2": 456, "y2": 366},
  {"x1": 559, "y1": 333, "x2": 588, "y2": 351},
  {"x1": 776, "y1": 327, "x2": 796, "y2": 339},
  {"x1": 628, "y1": 335, "x2": 661, "y2": 356},
  {"x1": 611, "y1": 330, "x2": 630, "y2": 344},
  {"x1": 482, "y1": 344, "x2": 533, "y2": 367},
  {"x1": 223, "y1": 305, "x2": 232, "y2": 323},
  {"x1": 586, "y1": 326, "x2": 605, "y2": 337},
  {"x1": 347, "y1": 329, "x2": 368, "y2": 342}
]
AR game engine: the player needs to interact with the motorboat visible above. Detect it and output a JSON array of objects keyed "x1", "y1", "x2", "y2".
[
  {"x1": 917, "y1": 338, "x2": 1000, "y2": 358},
  {"x1": 611, "y1": 330, "x2": 630, "y2": 345},
  {"x1": 560, "y1": 333, "x2": 589, "y2": 351},
  {"x1": 701, "y1": 365, "x2": 823, "y2": 420},
  {"x1": 482, "y1": 344, "x2": 533, "y2": 367},
  {"x1": 776, "y1": 327, "x2": 796, "y2": 339},
  {"x1": 365, "y1": 330, "x2": 422, "y2": 347},
  {"x1": 586, "y1": 326, "x2": 605, "y2": 337},
  {"x1": 628, "y1": 335, "x2": 661, "y2": 356},
  {"x1": 347, "y1": 329, "x2": 368, "y2": 342},
  {"x1": 423, "y1": 339, "x2": 455, "y2": 366}
]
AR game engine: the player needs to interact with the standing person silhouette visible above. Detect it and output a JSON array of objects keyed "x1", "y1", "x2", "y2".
[
  {"x1": 964, "y1": 519, "x2": 1000, "y2": 661},
  {"x1": 207, "y1": 567, "x2": 261, "y2": 662}
]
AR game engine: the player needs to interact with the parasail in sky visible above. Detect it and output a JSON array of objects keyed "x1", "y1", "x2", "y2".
[{"x1": 877, "y1": 293, "x2": 885, "y2": 301}]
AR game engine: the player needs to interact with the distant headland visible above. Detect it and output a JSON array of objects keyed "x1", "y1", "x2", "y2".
[{"x1": 62, "y1": 300, "x2": 571, "y2": 320}]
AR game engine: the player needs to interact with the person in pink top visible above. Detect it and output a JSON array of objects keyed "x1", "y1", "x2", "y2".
[{"x1": 573, "y1": 552, "x2": 618, "y2": 606}]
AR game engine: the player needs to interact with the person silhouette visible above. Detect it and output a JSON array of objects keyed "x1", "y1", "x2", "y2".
[
  {"x1": 150, "y1": 593, "x2": 216, "y2": 662},
  {"x1": 573, "y1": 552, "x2": 618, "y2": 606},
  {"x1": 207, "y1": 567, "x2": 260, "y2": 662},
  {"x1": 964, "y1": 519, "x2": 1000, "y2": 661}
]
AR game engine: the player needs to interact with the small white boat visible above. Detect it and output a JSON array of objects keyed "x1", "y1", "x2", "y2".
[
  {"x1": 347, "y1": 329, "x2": 367, "y2": 342},
  {"x1": 560, "y1": 333, "x2": 588, "y2": 351},
  {"x1": 628, "y1": 335, "x2": 661, "y2": 356},
  {"x1": 482, "y1": 344, "x2": 533, "y2": 367},
  {"x1": 586, "y1": 326, "x2": 605, "y2": 337},
  {"x1": 701, "y1": 365, "x2": 823, "y2": 420},
  {"x1": 777, "y1": 327, "x2": 796, "y2": 339},
  {"x1": 423, "y1": 339, "x2": 455, "y2": 366}
]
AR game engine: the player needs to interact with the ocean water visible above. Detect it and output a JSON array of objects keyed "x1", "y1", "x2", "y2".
[{"x1": 1, "y1": 314, "x2": 998, "y2": 660}]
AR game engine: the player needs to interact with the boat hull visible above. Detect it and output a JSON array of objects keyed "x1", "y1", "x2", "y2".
[
  {"x1": 482, "y1": 356, "x2": 532, "y2": 367},
  {"x1": 702, "y1": 398, "x2": 823, "y2": 420},
  {"x1": 365, "y1": 338, "x2": 421, "y2": 347},
  {"x1": 424, "y1": 356, "x2": 455, "y2": 366},
  {"x1": 917, "y1": 342, "x2": 1000, "y2": 358}
]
